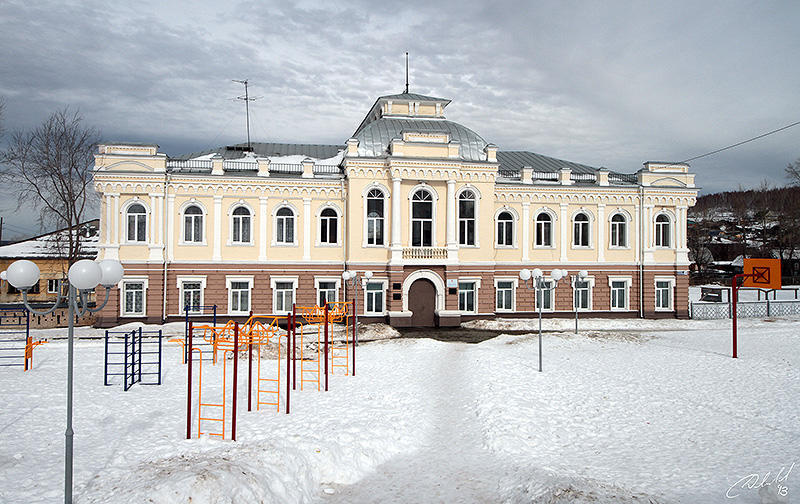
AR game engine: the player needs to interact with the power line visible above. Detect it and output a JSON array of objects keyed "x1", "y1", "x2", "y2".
[{"x1": 679, "y1": 119, "x2": 800, "y2": 165}]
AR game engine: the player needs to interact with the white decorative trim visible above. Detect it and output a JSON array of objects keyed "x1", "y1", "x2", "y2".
[
  {"x1": 653, "y1": 209, "x2": 676, "y2": 249},
  {"x1": 118, "y1": 276, "x2": 149, "y2": 317},
  {"x1": 401, "y1": 269, "x2": 445, "y2": 312},
  {"x1": 270, "y1": 275, "x2": 298, "y2": 314},
  {"x1": 362, "y1": 278, "x2": 389, "y2": 316},
  {"x1": 570, "y1": 275, "x2": 595, "y2": 311},
  {"x1": 534, "y1": 207, "x2": 557, "y2": 249},
  {"x1": 494, "y1": 206, "x2": 518, "y2": 248},
  {"x1": 316, "y1": 203, "x2": 341, "y2": 247},
  {"x1": 570, "y1": 207, "x2": 595, "y2": 249},
  {"x1": 494, "y1": 277, "x2": 518, "y2": 312},
  {"x1": 457, "y1": 277, "x2": 481, "y2": 314},
  {"x1": 456, "y1": 186, "x2": 480, "y2": 247},
  {"x1": 608, "y1": 275, "x2": 633, "y2": 311},
  {"x1": 177, "y1": 275, "x2": 207, "y2": 313},
  {"x1": 408, "y1": 183, "x2": 439, "y2": 247},
  {"x1": 272, "y1": 201, "x2": 299, "y2": 247},
  {"x1": 314, "y1": 276, "x2": 342, "y2": 305},
  {"x1": 179, "y1": 199, "x2": 207, "y2": 246},
  {"x1": 654, "y1": 276, "x2": 676, "y2": 311},
  {"x1": 226, "y1": 275, "x2": 254, "y2": 315}
]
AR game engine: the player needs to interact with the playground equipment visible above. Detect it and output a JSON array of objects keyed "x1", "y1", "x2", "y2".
[
  {"x1": 185, "y1": 300, "x2": 356, "y2": 441},
  {"x1": 104, "y1": 327, "x2": 163, "y2": 390},
  {"x1": 0, "y1": 307, "x2": 44, "y2": 371},
  {"x1": 182, "y1": 304, "x2": 217, "y2": 363}
]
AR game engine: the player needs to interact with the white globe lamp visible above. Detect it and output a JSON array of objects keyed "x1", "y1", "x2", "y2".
[
  {"x1": 519, "y1": 268, "x2": 531, "y2": 281},
  {"x1": 551, "y1": 269, "x2": 563, "y2": 281},
  {"x1": 364, "y1": 270, "x2": 374, "y2": 280},
  {"x1": 0, "y1": 270, "x2": 6, "y2": 281},
  {"x1": 68, "y1": 260, "x2": 102, "y2": 291},
  {"x1": 97, "y1": 259, "x2": 124, "y2": 288},
  {"x1": 579, "y1": 270, "x2": 589, "y2": 278},
  {"x1": 532, "y1": 268, "x2": 543, "y2": 278},
  {"x1": 7, "y1": 259, "x2": 40, "y2": 289}
]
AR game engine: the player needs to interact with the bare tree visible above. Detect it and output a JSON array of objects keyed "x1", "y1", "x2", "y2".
[
  {"x1": 1, "y1": 108, "x2": 99, "y2": 266},
  {"x1": 787, "y1": 158, "x2": 800, "y2": 186}
]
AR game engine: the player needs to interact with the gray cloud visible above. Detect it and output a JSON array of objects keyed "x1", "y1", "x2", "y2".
[{"x1": 1, "y1": 0, "x2": 798, "y2": 237}]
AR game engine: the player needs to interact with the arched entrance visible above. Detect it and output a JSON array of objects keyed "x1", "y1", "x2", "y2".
[{"x1": 408, "y1": 279, "x2": 436, "y2": 327}]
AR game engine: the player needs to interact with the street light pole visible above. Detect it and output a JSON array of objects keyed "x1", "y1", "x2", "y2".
[
  {"x1": 342, "y1": 269, "x2": 373, "y2": 347},
  {"x1": 571, "y1": 270, "x2": 589, "y2": 334},
  {"x1": 520, "y1": 267, "x2": 568, "y2": 372},
  {"x1": 4, "y1": 258, "x2": 124, "y2": 504}
]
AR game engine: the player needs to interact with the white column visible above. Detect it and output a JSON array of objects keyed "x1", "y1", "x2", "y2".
[
  {"x1": 521, "y1": 202, "x2": 530, "y2": 262},
  {"x1": 303, "y1": 197, "x2": 311, "y2": 261},
  {"x1": 158, "y1": 195, "x2": 164, "y2": 246},
  {"x1": 167, "y1": 194, "x2": 175, "y2": 261},
  {"x1": 678, "y1": 206, "x2": 687, "y2": 249},
  {"x1": 644, "y1": 205, "x2": 653, "y2": 250},
  {"x1": 113, "y1": 194, "x2": 120, "y2": 244},
  {"x1": 597, "y1": 203, "x2": 606, "y2": 262},
  {"x1": 149, "y1": 194, "x2": 158, "y2": 246},
  {"x1": 258, "y1": 196, "x2": 268, "y2": 261},
  {"x1": 390, "y1": 176, "x2": 402, "y2": 263},
  {"x1": 148, "y1": 194, "x2": 163, "y2": 261},
  {"x1": 446, "y1": 179, "x2": 457, "y2": 261},
  {"x1": 559, "y1": 203, "x2": 568, "y2": 262},
  {"x1": 104, "y1": 194, "x2": 113, "y2": 244},
  {"x1": 105, "y1": 193, "x2": 120, "y2": 260},
  {"x1": 634, "y1": 202, "x2": 640, "y2": 262},
  {"x1": 213, "y1": 195, "x2": 222, "y2": 261}
]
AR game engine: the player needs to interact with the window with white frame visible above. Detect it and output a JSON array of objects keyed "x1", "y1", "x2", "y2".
[
  {"x1": 610, "y1": 213, "x2": 627, "y2": 247},
  {"x1": 365, "y1": 282, "x2": 385, "y2": 314},
  {"x1": 229, "y1": 281, "x2": 251, "y2": 314},
  {"x1": 126, "y1": 203, "x2": 147, "y2": 242},
  {"x1": 47, "y1": 279, "x2": 59, "y2": 294},
  {"x1": 536, "y1": 280, "x2": 554, "y2": 311},
  {"x1": 458, "y1": 190, "x2": 476, "y2": 246},
  {"x1": 610, "y1": 279, "x2": 629, "y2": 310},
  {"x1": 655, "y1": 214, "x2": 671, "y2": 248},
  {"x1": 496, "y1": 211, "x2": 514, "y2": 247},
  {"x1": 573, "y1": 279, "x2": 591, "y2": 310},
  {"x1": 320, "y1": 208, "x2": 338, "y2": 245},
  {"x1": 458, "y1": 281, "x2": 477, "y2": 313},
  {"x1": 182, "y1": 282, "x2": 203, "y2": 313},
  {"x1": 573, "y1": 212, "x2": 590, "y2": 247},
  {"x1": 655, "y1": 278, "x2": 675, "y2": 311},
  {"x1": 411, "y1": 189, "x2": 434, "y2": 247},
  {"x1": 232, "y1": 206, "x2": 252, "y2": 243},
  {"x1": 273, "y1": 281, "x2": 295, "y2": 313},
  {"x1": 183, "y1": 205, "x2": 204, "y2": 243},
  {"x1": 276, "y1": 207, "x2": 295, "y2": 244},
  {"x1": 122, "y1": 281, "x2": 145, "y2": 316},
  {"x1": 535, "y1": 212, "x2": 552, "y2": 247},
  {"x1": 317, "y1": 281, "x2": 338, "y2": 306},
  {"x1": 495, "y1": 280, "x2": 515, "y2": 311},
  {"x1": 366, "y1": 189, "x2": 385, "y2": 246}
]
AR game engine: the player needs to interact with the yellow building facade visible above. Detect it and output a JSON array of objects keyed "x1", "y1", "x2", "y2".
[{"x1": 92, "y1": 92, "x2": 697, "y2": 327}]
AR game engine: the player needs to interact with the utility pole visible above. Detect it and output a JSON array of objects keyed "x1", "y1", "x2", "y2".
[
  {"x1": 404, "y1": 52, "x2": 409, "y2": 94},
  {"x1": 232, "y1": 79, "x2": 259, "y2": 151},
  {"x1": 0, "y1": 216, "x2": 3, "y2": 244}
]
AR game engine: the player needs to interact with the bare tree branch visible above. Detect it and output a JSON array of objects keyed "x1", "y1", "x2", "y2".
[
  {"x1": 0, "y1": 108, "x2": 99, "y2": 265},
  {"x1": 787, "y1": 158, "x2": 800, "y2": 186}
]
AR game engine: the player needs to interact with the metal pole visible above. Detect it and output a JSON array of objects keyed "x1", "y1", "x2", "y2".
[
  {"x1": 292, "y1": 304, "x2": 296, "y2": 390},
  {"x1": 574, "y1": 278, "x2": 578, "y2": 335},
  {"x1": 351, "y1": 300, "x2": 356, "y2": 376},
  {"x1": 232, "y1": 322, "x2": 238, "y2": 441},
  {"x1": 732, "y1": 275, "x2": 739, "y2": 359},
  {"x1": 354, "y1": 280, "x2": 359, "y2": 347},
  {"x1": 64, "y1": 286, "x2": 75, "y2": 504},
  {"x1": 538, "y1": 280, "x2": 543, "y2": 373},
  {"x1": 324, "y1": 303, "x2": 329, "y2": 391},
  {"x1": 248, "y1": 327, "x2": 252, "y2": 412},
  {"x1": 186, "y1": 321, "x2": 193, "y2": 439}
]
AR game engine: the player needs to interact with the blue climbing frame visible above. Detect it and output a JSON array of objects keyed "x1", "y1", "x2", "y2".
[
  {"x1": 0, "y1": 307, "x2": 31, "y2": 369},
  {"x1": 104, "y1": 327, "x2": 163, "y2": 390}
]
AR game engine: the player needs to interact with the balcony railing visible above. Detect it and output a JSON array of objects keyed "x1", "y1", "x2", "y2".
[
  {"x1": 570, "y1": 172, "x2": 597, "y2": 183},
  {"x1": 223, "y1": 160, "x2": 258, "y2": 171},
  {"x1": 166, "y1": 159, "x2": 212, "y2": 171},
  {"x1": 609, "y1": 172, "x2": 638, "y2": 184},
  {"x1": 532, "y1": 171, "x2": 559, "y2": 181},
  {"x1": 402, "y1": 247, "x2": 448, "y2": 260},
  {"x1": 268, "y1": 163, "x2": 303, "y2": 174},
  {"x1": 313, "y1": 164, "x2": 342, "y2": 175},
  {"x1": 497, "y1": 168, "x2": 520, "y2": 179}
]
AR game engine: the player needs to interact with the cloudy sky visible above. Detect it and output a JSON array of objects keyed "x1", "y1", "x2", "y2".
[{"x1": 1, "y1": 0, "x2": 799, "y2": 238}]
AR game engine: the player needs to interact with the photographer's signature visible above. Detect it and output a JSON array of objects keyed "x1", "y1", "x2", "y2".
[{"x1": 726, "y1": 462, "x2": 793, "y2": 499}]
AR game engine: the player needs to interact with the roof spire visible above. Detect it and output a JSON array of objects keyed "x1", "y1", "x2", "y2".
[{"x1": 404, "y1": 52, "x2": 409, "y2": 94}]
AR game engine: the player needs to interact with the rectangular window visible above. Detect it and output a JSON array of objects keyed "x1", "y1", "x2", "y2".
[
  {"x1": 47, "y1": 279, "x2": 59, "y2": 294},
  {"x1": 274, "y1": 282, "x2": 294, "y2": 313},
  {"x1": 123, "y1": 282, "x2": 145, "y2": 316},
  {"x1": 458, "y1": 282, "x2": 476, "y2": 312},
  {"x1": 230, "y1": 281, "x2": 250, "y2": 313},
  {"x1": 574, "y1": 280, "x2": 590, "y2": 310},
  {"x1": 182, "y1": 282, "x2": 202, "y2": 313},
  {"x1": 496, "y1": 281, "x2": 514, "y2": 311},
  {"x1": 611, "y1": 280, "x2": 628, "y2": 310},
  {"x1": 536, "y1": 280, "x2": 553, "y2": 311},
  {"x1": 656, "y1": 280, "x2": 672, "y2": 310},
  {"x1": 317, "y1": 281, "x2": 338, "y2": 307},
  {"x1": 366, "y1": 282, "x2": 384, "y2": 314}
]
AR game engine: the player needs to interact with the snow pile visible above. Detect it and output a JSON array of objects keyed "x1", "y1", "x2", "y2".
[{"x1": 502, "y1": 471, "x2": 669, "y2": 504}]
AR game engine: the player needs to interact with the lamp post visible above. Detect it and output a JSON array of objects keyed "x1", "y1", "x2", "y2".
[
  {"x1": 4, "y1": 258, "x2": 123, "y2": 504},
  {"x1": 519, "y1": 267, "x2": 568, "y2": 372},
  {"x1": 341, "y1": 269, "x2": 372, "y2": 347},
  {"x1": 571, "y1": 270, "x2": 589, "y2": 334}
]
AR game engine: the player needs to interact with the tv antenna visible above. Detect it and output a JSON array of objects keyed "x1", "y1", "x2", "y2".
[
  {"x1": 232, "y1": 79, "x2": 261, "y2": 151},
  {"x1": 404, "y1": 52, "x2": 409, "y2": 94}
]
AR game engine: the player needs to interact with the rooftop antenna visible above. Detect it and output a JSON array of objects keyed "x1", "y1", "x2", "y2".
[
  {"x1": 404, "y1": 52, "x2": 409, "y2": 94},
  {"x1": 232, "y1": 79, "x2": 260, "y2": 151}
]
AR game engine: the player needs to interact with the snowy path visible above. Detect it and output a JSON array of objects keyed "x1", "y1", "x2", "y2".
[{"x1": 322, "y1": 344, "x2": 510, "y2": 503}]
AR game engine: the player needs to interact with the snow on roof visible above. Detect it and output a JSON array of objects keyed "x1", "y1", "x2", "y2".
[{"x1": 0, "y1": 220, "x2": 99, "y2": 259}]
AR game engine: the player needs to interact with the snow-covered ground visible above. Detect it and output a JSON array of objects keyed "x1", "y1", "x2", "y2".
[{"x1": 1, "y1": 317, "x2": 798, "y2": 503}]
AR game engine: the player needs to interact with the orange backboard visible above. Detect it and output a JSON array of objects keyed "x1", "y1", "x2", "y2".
[{"x1": 742, "y1": 258, "x2": 782, "y2": 289}]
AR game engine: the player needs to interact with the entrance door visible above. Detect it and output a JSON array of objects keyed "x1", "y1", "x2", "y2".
[{"x1": 408, "y1": 279, "x2": 436, "y2": 327}]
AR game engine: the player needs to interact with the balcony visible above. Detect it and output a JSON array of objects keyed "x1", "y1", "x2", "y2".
[{"x1": 402, "y1": 247, "x2": 448, "y2": 260}]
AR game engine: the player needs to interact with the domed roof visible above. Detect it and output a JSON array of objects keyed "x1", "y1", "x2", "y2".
[{"x1": 354, "y1": 117, "x2": 489, "y2": 161}]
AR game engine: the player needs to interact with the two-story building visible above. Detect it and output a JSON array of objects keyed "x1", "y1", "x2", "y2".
[{"x1": 92, "y1": 92, "x2": 697, "y2": 327}]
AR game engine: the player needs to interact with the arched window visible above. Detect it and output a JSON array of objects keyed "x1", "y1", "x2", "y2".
[
  {"x1": 655, "y1": 214, "x2": 671, "y2": 247},
  {"x1": 411, "y1": 190, "x2": 433, "y2": 247},
  {"x1": 458, "y1": 190, "x2": 476, "y2": 246},
  {"x1": 366, "y1": 189, "x2": 384, "y2": 246},
  {"x1": 573, "y1": 212, "x2": 590, "y2": 247},
  {"x1": 232, "y1": 206, "x2": 251, "y2": 243},
  {"x1": 183, "y1": 205, "x2": 203, "y2": 243},
  {"x1": 535, "y1": 212, "x2": 552, "y2": 247},
  {"x1": 497, "y1": 211, "x2": 513, "y2": 246},
  {"x1": 610, "y1": 213, "x2": 627, "y2": 247},
  {"x1": 320, "y1": 208, "x2": 338, "y2": 244},
  {"x1": 126, "y1": 203, "x2": 147, "y2": 242},
  {"x1": 276, "y1": 207, "x2": 294, "y2": 244}
]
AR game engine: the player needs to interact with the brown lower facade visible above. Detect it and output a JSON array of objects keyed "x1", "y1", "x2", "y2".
[{"x1": 96, "y1": 262, "x2": 689, "y2": 328}]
